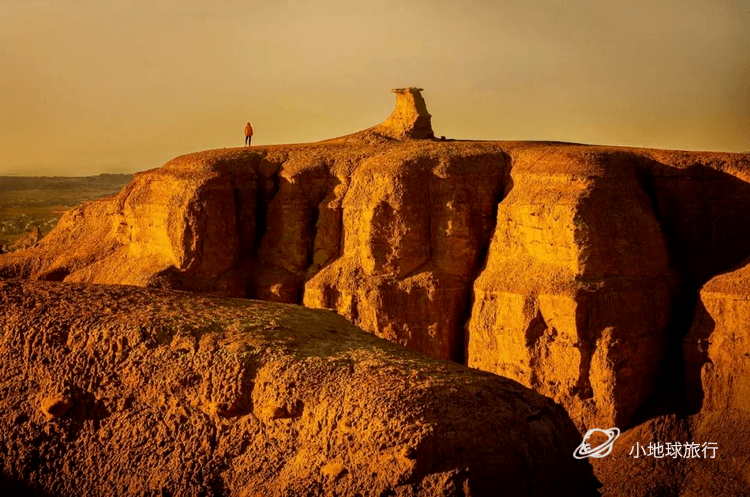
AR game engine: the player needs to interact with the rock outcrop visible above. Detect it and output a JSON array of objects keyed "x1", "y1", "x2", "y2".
[
  {"x1": 303, "y1": 144, "x2": 506, "y2": 360},
  {"x1": 2, "y1": 91, "x2": 750, "y2": 440},
  {"x1": 685, "y1": 259, "x2": 750, "y2": 414},
  {"x1": 679, "y1": 259, "x2": 750, "y2": 494},
  {"x1": 0, "y1": 280, "x2": 597, "y2": 496},
  {"x1": 0, "y1": 141, "x2": 509, "y2": 366},
  {"x1": 373, "y1": 88, "x2": 434, "y2": 140},
  {"x1": 464, "y1": 148, "x2": 692, "y2": 430},
  {"x1": 326, "y1": 87, "x2": 434, "y2": 143}
]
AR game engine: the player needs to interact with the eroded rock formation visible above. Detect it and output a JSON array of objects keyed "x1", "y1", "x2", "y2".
[
  {"x1": 2, "y1": 91, "x2": 750, "y2": 440},
  {"x1": 0, "y1": 280, "x2": 597, "y2": 496},
  {"x1": 685, "y1": 260, "x2": 750, "y2": 415},
  {"x1": 680, "y1": 260, "x2": 750, "y2": 494},
  {"x1": 325, "y1": 87, "x2": 434, "y2": 143},
  {"x1": 466, "y1": 148, "x2": 678, "y2": 430},
  {"x1": 303, "y1": 145, "x2": 506, "y2": 360},
  {"x1": 373, "y1": 88, "x2": 434, "y2": 140},
  {"x1": 0, "y1": 141, "x2": 508, "y2": 365}
]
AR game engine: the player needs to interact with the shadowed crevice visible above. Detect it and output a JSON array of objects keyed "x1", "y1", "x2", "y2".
[
  {"x1": 37, "y1": 268, "x2": 71, "y2": 282},
  {"x1": 461, "y1": 151, "x2": 512, "y2": 365},
  {"x1": 683, "y1": 298, "x2": 715, "y2": 414},
  {"x1": 632, "y1": 159, "x2": 750, "y2": 424}
]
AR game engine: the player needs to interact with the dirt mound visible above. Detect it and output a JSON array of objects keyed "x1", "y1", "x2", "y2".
[{"x1": 0, "y1": 280, "x2": 597, "y2": 496}]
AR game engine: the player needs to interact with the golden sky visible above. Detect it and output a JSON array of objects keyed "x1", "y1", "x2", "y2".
[{"x1": 1, "y1": 0, "x2": 748, "y2": 175}]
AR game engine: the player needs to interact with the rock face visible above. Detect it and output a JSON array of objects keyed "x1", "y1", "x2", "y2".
[
  {"x1": 463, "y1": 147, "x2": 750, "y2": 430},
  {"x1": 682, "y1": 260, "x2": 750, "y2": 495},
  {"x1": 0, "y1": 280, "x2": 597, "y2": 496},
  {"x1": 465, "y1": 149, "x2": 681, "y2": 431},
  {"x1": 0, "y1": 140, "x2": 509, "y2": 365},
  {"x1": 372, "y1": 88, "x2": 434, "y2": 140},
  {"x1": 303, "y1": 145, "x2": 506, "y2": 361},
  {"x1": 685, "y1": 261, "x2": 750, "y2": 414},
  {"x1": 2, "y1": 91, "x2": 750, "y2": 438}
]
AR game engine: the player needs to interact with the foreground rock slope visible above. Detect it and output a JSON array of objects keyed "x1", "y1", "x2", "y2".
[
  {"x1": 0, "y1": 280, "x2": 597, "y2": 496},
  {"x1": 2, "y1": 89, "x2": 750, "y2": 436}
]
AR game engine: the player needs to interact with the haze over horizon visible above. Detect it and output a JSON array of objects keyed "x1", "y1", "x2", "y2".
[{"x1": 1, "y1": 0, "x2": 748, "y2": 176}]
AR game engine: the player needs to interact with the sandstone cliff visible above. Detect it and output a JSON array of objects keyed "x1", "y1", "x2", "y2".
[
  {"x1": 2, "y1": 90, "x2": 750, "y2": 441},
  {"x1": 685, "y1": 260, "x2": 750, "y2": 415},
  {"x1": 0, "y1": 280, "x2": 597, "y2": 496}
]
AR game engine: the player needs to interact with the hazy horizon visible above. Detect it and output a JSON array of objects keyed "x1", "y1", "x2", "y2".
[{"x1": 1, "y1": 0, "x2": 748, "y2": 176}]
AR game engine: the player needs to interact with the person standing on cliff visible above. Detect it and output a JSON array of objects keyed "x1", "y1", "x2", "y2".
[{"x1": 244, "y1": 122, "x2": 254, "y2": 146}]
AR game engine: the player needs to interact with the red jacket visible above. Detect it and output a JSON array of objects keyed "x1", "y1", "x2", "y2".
[{"x1": 244, "y1": 122, "x2": 254, "y2": 137}]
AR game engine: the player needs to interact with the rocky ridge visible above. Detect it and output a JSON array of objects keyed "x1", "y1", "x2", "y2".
[{"x1": 0, "y1": 280, "x2": 597, "y2": 496}]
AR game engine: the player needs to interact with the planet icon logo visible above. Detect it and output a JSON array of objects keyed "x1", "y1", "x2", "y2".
[{"x1": 573, "y1": 427, "x2": 621, "y2": 459}]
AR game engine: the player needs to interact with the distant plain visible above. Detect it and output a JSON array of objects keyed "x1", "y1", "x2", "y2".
[{"x1": 0, "y1": 175, "x2": 132, "y2": 249}]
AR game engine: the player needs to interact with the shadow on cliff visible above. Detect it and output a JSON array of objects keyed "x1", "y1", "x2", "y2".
[
  {"x1": 409, "y1": 388, "x2": 601, "y2": 496},
  {"x1": 683, "y1": 297, "x2": 716, "y2": 413},
  {"x1": 249, "y1": 167, "x2": 343, "y2": 303},
  {"x1": 457, "y1": 151, "x2": 513, "y2": 364},
  {"x1": 634, "y1": 159, "x2": 750, "y2": 422}
]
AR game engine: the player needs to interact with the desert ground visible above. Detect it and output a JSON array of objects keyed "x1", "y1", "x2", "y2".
[{"x1": 0, "y1": 89, "x2": 748, "y2": 496}]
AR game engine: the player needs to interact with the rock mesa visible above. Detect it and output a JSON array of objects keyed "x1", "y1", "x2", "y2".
[{"x1": 2, "y1": 91, "x2": 750, "y2": 439}]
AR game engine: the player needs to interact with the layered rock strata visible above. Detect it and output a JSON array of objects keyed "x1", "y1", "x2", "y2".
[
  {"x1": 466, "y1": 148, "x2": 679, "y2": 430},
  {"x1": 0, "y1": 280, "x2": 597, "y2": 496}
]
